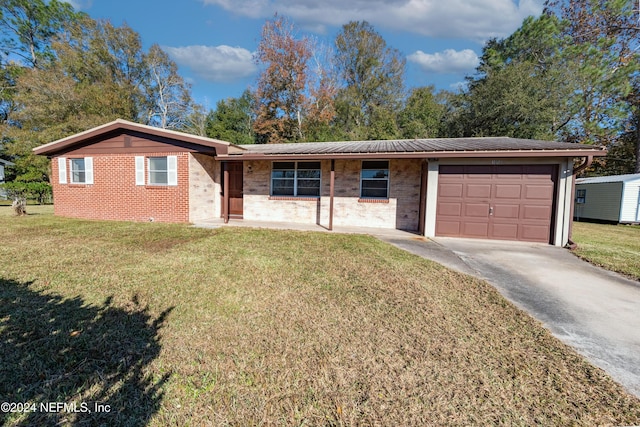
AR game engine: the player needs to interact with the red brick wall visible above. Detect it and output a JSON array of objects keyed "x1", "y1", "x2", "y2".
[{"x1": 51, "y1": 152, "x2": 190, "y2": 223}]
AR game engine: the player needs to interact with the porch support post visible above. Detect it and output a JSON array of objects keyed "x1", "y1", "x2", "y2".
[
  {"x1": 418, "y1": 160, "x2": 428, "y2": 235},
  {"x1": 223, "y1": 161, "x2": 229, "y2": 223},
  {"x1": 329, "y1": 159, "x2": 335, "y2": 231}
]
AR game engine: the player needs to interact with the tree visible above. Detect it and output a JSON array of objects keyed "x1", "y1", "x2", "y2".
[
  {"x1": 398, "y1": 86, "x2": 444, "y2": 139},
  {"x1": 464, "y1": 61, "x2": 571, "y2": 139},
  {"x1": 253, "y1": 15, "x2": 312, "y2": 144},
  {"x1": 82, "y1": 19, "x2": 148, "y2": 122},
  {"x1": 629, "y1": 86, "x2": 640, "y2": 173},
  {"x1": 333, "y1": 21, "x2": 405, "y2": 140},
  {"x1": 2, "y1": 16, "x2": 196, "y2": 183},
  {"x1": 457, "y1": 14, "x2": 572, "y2": 140},
  {"x1": 303, "y1": 41, "x2": 339, "y2": 141},
  {"x1": 206, "y1": 90, "x2": 255, "y2": 144},
  {"x1": 592, "y1": 85, "x2": 640, "y2": 175},
  {"x1": 143, "y1": 44, "x2": 193, "y2": 130},
  {"x1": 2, "y1": 60, "x2": 116, "y2": 183},
  {"x1": 0, "y1": 61, "x2": 20, "y2": 123},
  {"x1": 0, "y1": 0, "x2": 81, "y2": 68},
  {"x1": 182, "y1": 103, "x2": 209, "y2": 137},
  {"x1": 545, "y1": 0, "x2": 640, "y2": 146}
]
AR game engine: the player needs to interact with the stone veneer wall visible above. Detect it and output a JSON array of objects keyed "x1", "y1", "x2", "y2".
[
  {"x1": 189, "y1": 153, "x2": 221, "y2": 222},
  {"x1": 242, "y1": 158, "x2": 422, "y2": 231}
]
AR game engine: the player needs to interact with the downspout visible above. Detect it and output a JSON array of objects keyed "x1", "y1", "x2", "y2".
[
  {"x1": 566, "y1": 155, "x2": 593, "y2": 249},
  {"x1": 418, "y1": 160, "x2": 428, "y2": 236}
]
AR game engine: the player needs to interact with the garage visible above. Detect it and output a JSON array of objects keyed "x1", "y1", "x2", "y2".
[{"x1": 435, "y1": 164, "x2": 557, "y2": 243}]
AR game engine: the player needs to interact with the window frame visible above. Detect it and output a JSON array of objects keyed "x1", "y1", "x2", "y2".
[
  {"x1": 271, "y1": 161, "x2": 322, "y2": 197},
  {"x1": 360, "y1": 160, "x2": 390, "y2": 199},
  {"x1": 148, "y1": 156, "x2": 169, "y2": 186},
  {"x1": 576, "y1": 188, "x2": 586, "y2": 204},
  {"x1": 137, "y1": 155, "x2": 177, "y2": 186},
  {"x1": 70, "y1": 158, "x2": 86, "y2": 184},
  {"x1": 68, "y1": 157, "x2": 93, "y2": 184}
]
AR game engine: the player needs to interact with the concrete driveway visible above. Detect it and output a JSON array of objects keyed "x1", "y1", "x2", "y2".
[{"x1": 379, "y1": 235, "x2": 640, "y2": 399}]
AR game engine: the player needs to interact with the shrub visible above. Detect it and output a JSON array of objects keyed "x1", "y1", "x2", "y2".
[{"x1": 0, "y1": 181, "x2": 52, "y2": 204}]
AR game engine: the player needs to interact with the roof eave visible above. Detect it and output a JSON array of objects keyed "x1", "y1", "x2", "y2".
[{"x1": 216, "y1": 149, "x2": 607, "y2": 161}]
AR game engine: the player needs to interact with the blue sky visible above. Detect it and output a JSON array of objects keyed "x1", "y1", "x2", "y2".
[{"x1": 66, "y1": 0, "x2": 544, "y2": 109}]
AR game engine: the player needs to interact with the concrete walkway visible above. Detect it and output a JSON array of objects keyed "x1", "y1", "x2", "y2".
[
  {"x1": 193, "y1": 218, "x2": 417, "y2": 239},
  {"x1": 380, "y1": 235, "x2": 640, "y2": 399},
  {"x1": 195, "y1": 219, "x2": 640, "y2": 398}
]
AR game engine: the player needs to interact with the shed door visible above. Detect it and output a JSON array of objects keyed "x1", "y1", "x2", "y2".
[{"x1": 436, "y1": 165, "x2": 556, "y2": 243}]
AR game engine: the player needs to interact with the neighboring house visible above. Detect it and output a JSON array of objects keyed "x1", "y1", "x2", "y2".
[
  {"x1": 33, "y1": 119, "x2": 606, "y2": 246},
  {"x1": 574, "y1": 174, "x2": 640, "y2": 223},
  {"x1": 0, "y1": 158, "x2": 15, "y2": 200}
]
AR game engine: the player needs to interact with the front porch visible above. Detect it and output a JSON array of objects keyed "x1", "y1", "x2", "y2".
[{"x1": 192, "y1": 217, "x2": 421, "y2": 240}]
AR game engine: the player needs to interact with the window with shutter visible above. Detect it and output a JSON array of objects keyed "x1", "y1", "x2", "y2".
[
  {"x1": 147, "y1": 156, "x2": 177, "y2": 186},
  {"x1": 70, "y1": 158, "x2": 86, "y2": 183}
]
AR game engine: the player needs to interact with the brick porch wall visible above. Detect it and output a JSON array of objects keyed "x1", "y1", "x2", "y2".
[
  {"x1": 242, "y1": 158, "x2": 422, "y2": 230},
  {"x1": 51, "y1": 153, "x2": 190, "y2": 223}
]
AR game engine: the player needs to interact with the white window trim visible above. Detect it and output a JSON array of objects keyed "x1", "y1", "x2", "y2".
[
  {"x1": 271, "y1": 161, "x2": 321, "y2": 197},
  {"x1": 68, "y1": 157, "x2": 93, "y2": 184},
  {"x1": 148, "y1": 156, "x2": 168, "y2": 186},
  {"x1": 360, "y1": 160, "x2": 390, "y2": 199},
  {"x1": 136, "y1": 155, "x2": 178, "y2": 186}
]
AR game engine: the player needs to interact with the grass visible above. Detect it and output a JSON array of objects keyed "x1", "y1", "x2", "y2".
[
  {"x1": 572, "y1": 221, "x2": 640, "y2": 281},
  {"x1": 1, "y1": 206, "x2": 639, "y2": 426},
  {"x1": 0, "y1": 200, "x2": 52, "y2": 206}
]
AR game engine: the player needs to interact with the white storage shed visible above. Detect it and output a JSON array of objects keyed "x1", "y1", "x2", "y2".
[
  {"x1": 0, "y1": 158, "x2": 14, "y2": 200},
  {"x1": 574, "y1": 174, "x2": 640, "y2": 223}
]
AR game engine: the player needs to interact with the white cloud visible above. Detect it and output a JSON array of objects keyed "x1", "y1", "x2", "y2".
[
  {"x1": 201, "y1": 0, "x2": 544, "y2": 40},
  {"x1": 163, "y1": 45, "x2": 257, "y2": 83},
  {"x1": 408, "y1": 49, "x2": 479, "y2": 74},
  {"x1": 62, "y1": 0, "x2": 92, "y2": 11}
]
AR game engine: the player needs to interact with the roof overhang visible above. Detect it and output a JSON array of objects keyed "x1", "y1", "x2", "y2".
[
  {"x1": 33, "y1": 119, "x2": 244, "y2": 156},
  {"x1": 217, "y1": 136, "x2": 606, "y2": 161},
  {"x1": 217, "y1": 149, "x2": 606, "y2": 161}
]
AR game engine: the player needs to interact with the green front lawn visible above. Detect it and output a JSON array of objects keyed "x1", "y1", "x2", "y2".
[
  {"x1": 1, "y1": 208, "x2": 639, "y2": 425},
  {"x1": 572, "y1": 221, "x2": 640, "y2": 281}
]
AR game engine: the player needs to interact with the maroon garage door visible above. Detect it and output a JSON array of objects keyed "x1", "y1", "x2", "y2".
[{"x1": 436, "y1": 165, "x2": 557, "y2": 243}]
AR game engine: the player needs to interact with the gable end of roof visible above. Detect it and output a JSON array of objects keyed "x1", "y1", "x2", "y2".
[{"x1": 32, "y1": 119, "x2": 241, "y2": 156}]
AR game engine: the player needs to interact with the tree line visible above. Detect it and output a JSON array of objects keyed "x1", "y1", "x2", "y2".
[
  {"x1": 1, "y1": 0, "x2": 639, "y2": 198},
  {"x1": 214, "y1": 1, "x2": 639, "y2": 176},
  {"x1": 0, "y1": 0, "x2": 194, "y2": 196}
]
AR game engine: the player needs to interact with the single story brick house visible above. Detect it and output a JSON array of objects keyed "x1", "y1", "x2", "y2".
[{"x1": 33, "y1": 119, "x2": 605, "y2": 246}]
